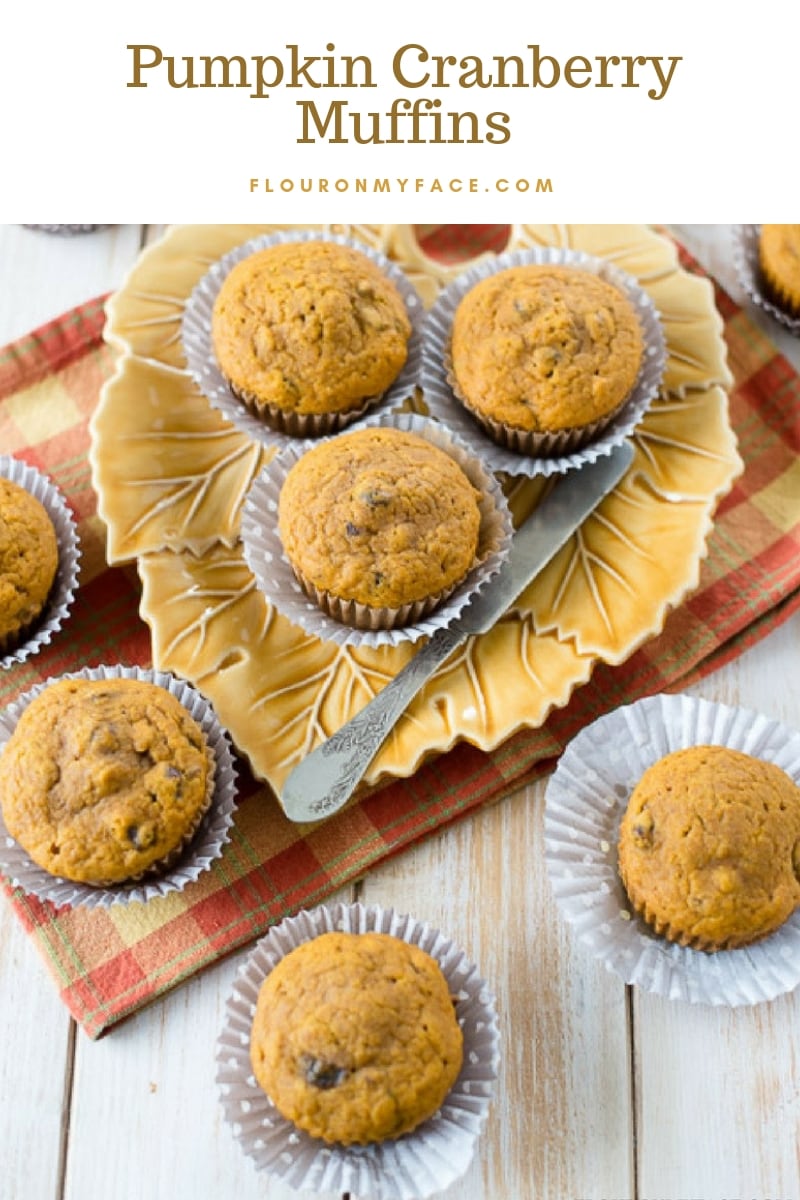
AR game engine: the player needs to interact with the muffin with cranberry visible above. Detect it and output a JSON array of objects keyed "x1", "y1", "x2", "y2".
[
  {"x1": 449, "y1": 263, "x2": 644, "y2": 456},
  {"x1": 0, "y1": 476, "x2": 59, "y2": 656},
  {"x1": 212, "y1": 240, "x2": 412, "y2": 435},
  {"x1": 250, "y1": 930, "x2": 464, "y2": 1145},
  {"x1": 0, "y1": 677, "x2": 213, "y2": 885},
  {"x1": 277, "y1": 425, "x2": 482, "y2": 629},
  {"x1": 618, "y1": 745, "x2": 800, "y2": 951}
]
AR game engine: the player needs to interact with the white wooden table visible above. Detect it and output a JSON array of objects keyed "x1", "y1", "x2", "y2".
[{"x1": 1, "y1": 224, "x2": 799, "y2": 1200}]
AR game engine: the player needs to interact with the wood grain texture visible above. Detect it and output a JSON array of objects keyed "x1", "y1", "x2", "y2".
[
  {"x1": 0, "y1": 909, "x2": 73, "y2": 1200},
  {"x1": 0, "y1": 223, "x2": 148, "y2": 1200},
  {"x1": 361, "y1": 780, "x2": 634, "y2": 1200},
  {"x1": 62, "y1": 921, "x2": 349, "y2": 1200},
  {"x1": 1, "y1": 224, "x2": 800, "y2": 1200},
  {"x1": 634, "y1": 989, "x2": 800, "y2": 1200},
  {"x1": 0, "y1": 224, "x2": 144, "y2": 343}
]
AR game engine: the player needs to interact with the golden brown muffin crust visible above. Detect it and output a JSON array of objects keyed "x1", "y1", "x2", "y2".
[
  {"x1": 278, "y1": 427, "x2": 481, "y2": 610},
  {"x1": 451, "y1": 264, "x2": 644, "y2": 433},
  {"x1": 759, "y1": 225, "x2": 800, "y2": 316},
  {"x1": 211, "y1": 241, "x2": 412, "y2": 416},
  {"x1": 0, "y1": 477, "x2": 59, "y2": 652},
  {"x1": 0, "y1": 678, "x2": 211, "y2": 885},
  {"x1": 250, "y1": 931, "x2": 464, "y2": 1145},
  {"x1": 618, "y1": 745, "x2": 800, "y2": 951}
]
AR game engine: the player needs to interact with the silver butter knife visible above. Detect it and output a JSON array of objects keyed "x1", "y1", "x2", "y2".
[{"x1": 281, "y1": 439, "x2": 634, "y2": 823}]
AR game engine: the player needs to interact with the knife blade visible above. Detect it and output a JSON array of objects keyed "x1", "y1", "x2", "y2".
[{"x1": 281, "y1": 439, "x2": 634, "y2": 823}]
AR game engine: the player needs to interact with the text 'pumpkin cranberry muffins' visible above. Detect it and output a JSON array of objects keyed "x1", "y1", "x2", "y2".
[
  {"x1": 211, "y1": 239, "x2": 412, "y2": 435},
  {"x1": 618, "y1": 745, "x2": 800, "y2": 952}
]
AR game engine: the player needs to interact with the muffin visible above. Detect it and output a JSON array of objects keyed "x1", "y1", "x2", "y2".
[
  {"x1": 0, "y1": 677, "x2": 213, "y2": 886},
  {"x1": 249, "y1": 930, "x2": 464, "y2": 1145},
  {"x1": 0, "y1": 476, "x2": 59, "y2": 655},
  {"x1": 211, "y1": 240, "x2": 412, "y2": 434},
  {"x1": 759, "y1": 225, "x2": 800, "y2": 317},
  {"x1": 449, "y1": 263, "x2": 644, "y2": 455},
  {"x1": 618, "y1": 745, "x2": 800, "y2": 952},
  {"x1": 277, "y1": 426, "x2": 482, "y2": 628}
]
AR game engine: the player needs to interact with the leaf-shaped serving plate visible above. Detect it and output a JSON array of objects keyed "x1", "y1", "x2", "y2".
[{"x1": 90, "y1": 224, "x2": 742, "y2": 800}]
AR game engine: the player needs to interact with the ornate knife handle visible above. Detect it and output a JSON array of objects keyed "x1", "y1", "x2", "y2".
[{"x1": 281, "y1": 625, "x2": 463, "y2": 822}]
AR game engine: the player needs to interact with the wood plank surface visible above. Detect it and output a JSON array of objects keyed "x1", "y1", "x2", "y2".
[
  {"x1": 637, "y1": 230, "x2": 800, "y2": 1200},
  {"x1": 362, "y1": 780, "x2": 635, "y2": 1200},
  {"x1": 63, "y1": 889, "x2": 354, "y2": 1200},
  {"x1": 1, "y1": 223, "x2": 800, "y2": 1200}
]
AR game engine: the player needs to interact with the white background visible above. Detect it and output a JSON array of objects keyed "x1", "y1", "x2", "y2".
[{"x1": 1, "y1": 0, "x2": 791, "y2": 221}]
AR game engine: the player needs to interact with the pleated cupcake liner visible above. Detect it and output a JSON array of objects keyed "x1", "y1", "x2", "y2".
[
  {"x1": 0, "y1": 455, "x2": 80, "y2": 671},
  {"x1": 217, "y1": 902, "x2": 500, "y2": 1199},
  {"x1": 22, "y1": 225, "x2": 109, "y2": 235},
  {"x1": 182, "y1": 229, "x2": 426, "y2": 449},
  {"x1": 240, "y1": 411, "x2": 514, "y2": 648},
  {"x1": 0, "y1": 665, "x2": 238, "y2": 910},
  {"x1": 229, "y1": 379, "x2": 380, "y2": 439},
  {"x1": 544, "y1": 692, "x2": 800, "y2": 1006},
  {"x1": 732, "y1": 224, "x2": 800, "y2": 337},
  {"x1": 422, "y1": 244, "x2": 666, "y2": 478}
]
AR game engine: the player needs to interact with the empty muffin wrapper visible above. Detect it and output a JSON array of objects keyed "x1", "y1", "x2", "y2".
[
  {"x1": 422, "y1": 244, "x2": 666, "y2": 478},
  {"x1": 0, "y1": 664, "x2": 238, "y2": 909},
  {"x1": 241, "y1": 411, "x2": 514, "y2": 648},
  {"x1": 182, "y1": 228, "x2": 427, "y2": 449},
  {"x1": 732, "y1": 224, "x2": 800, "y2": 338},
  {"x1": 544, "y1": 692, "x2": 800, "y2": 1006},
  {"x1": 0, "y1": 455, "x2": 80, "y2": 671},
  {"x1": 217, "y1": 902, "x2": 500, "y2": 1199}
]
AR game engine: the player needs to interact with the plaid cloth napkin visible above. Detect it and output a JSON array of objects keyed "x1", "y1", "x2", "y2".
[{"x1": 1, "y1": 228, "x2": 799, "y2": 1038}]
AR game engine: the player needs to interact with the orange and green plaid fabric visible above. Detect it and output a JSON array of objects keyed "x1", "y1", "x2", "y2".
[{"x1": 2, "y1": 229, "x2": 800, "y2": 1038}]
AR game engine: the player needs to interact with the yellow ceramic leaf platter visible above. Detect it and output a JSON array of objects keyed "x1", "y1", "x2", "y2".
[{"x1": 91, "y1": 224, "x2": 742, "y2": 799}]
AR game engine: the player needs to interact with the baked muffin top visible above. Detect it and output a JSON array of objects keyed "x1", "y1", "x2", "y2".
[
  {"x1": 618, "y1": 745, "x2": 800, "y2": 951},
  {"x1": 0, "y1": 678, "x2": 211, "y2": 885},
  {"x1": 250, "y1": 930, "x2": 463, "y2": 1145},
  {"x1": 278, "y1": 427, "x2": 481, "y2": 610},
  {"x1": 211, "y1": 241, "x2": 412, "y2": 417},
  {"x1": 450, "y1": 264, "x2": 644, "y2": 433},
  {"x1": 759, "y1": 225, "x2": 800, "y2": 316},
  {"x1": 0, "y1": 477, "x2": 59, "y2": 650}
]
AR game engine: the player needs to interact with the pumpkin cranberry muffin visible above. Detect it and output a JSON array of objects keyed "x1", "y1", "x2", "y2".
[
  {"x1": 759, "y1": 225, "x2": 800, "y2": 317},
  {"x1": 450, "y1": 264, "x2": 644, "y2": 454},
  {"x1": 277, "y1": 426, "x2": 481, "y2": 627},
  {"x1": 250, "y1": 931, "x2": 463, "y2": 1145},
  {"x1": 0, "y1": 678, "x2": 212, "y2": 886},
  {"x1": 211, "y1": 241, "x2": 412, "y2": 433},
  {"x1": 618, "y1": 745, "x2": 800, "y2": 952},
  {"x1": 0, "y1": 477, "x2": 59, "y2": 655}
]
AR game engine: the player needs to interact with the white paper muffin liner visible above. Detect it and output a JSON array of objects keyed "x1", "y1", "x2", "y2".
[
  {"x1": 422, "y1": 245, "x2": 666, "y2": 478},
  {"x1": 241, "y1": 412, "x2": 514, "y2": 648},
  {"x1": 732, "y1": 224, "x2": 800, "y2": 338},
  {"x1": 544, "y1": 692, "x2": 800, "y2": 1006},
  {"x1": 0, "y1": 455, "x2": 80, "y2": 670},
  {"x1": 23, "y1": 224, "x2": 108, "y2": 235},
  {"x1": 217, "y1": 902, "x2": 499, "y2": 1199},
  {"x1": 182, "y1": 230, "x2": 426, "y2": 449},
  {"x1": 0, "y1": 664, "x2": 238, "y2": 910}
]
